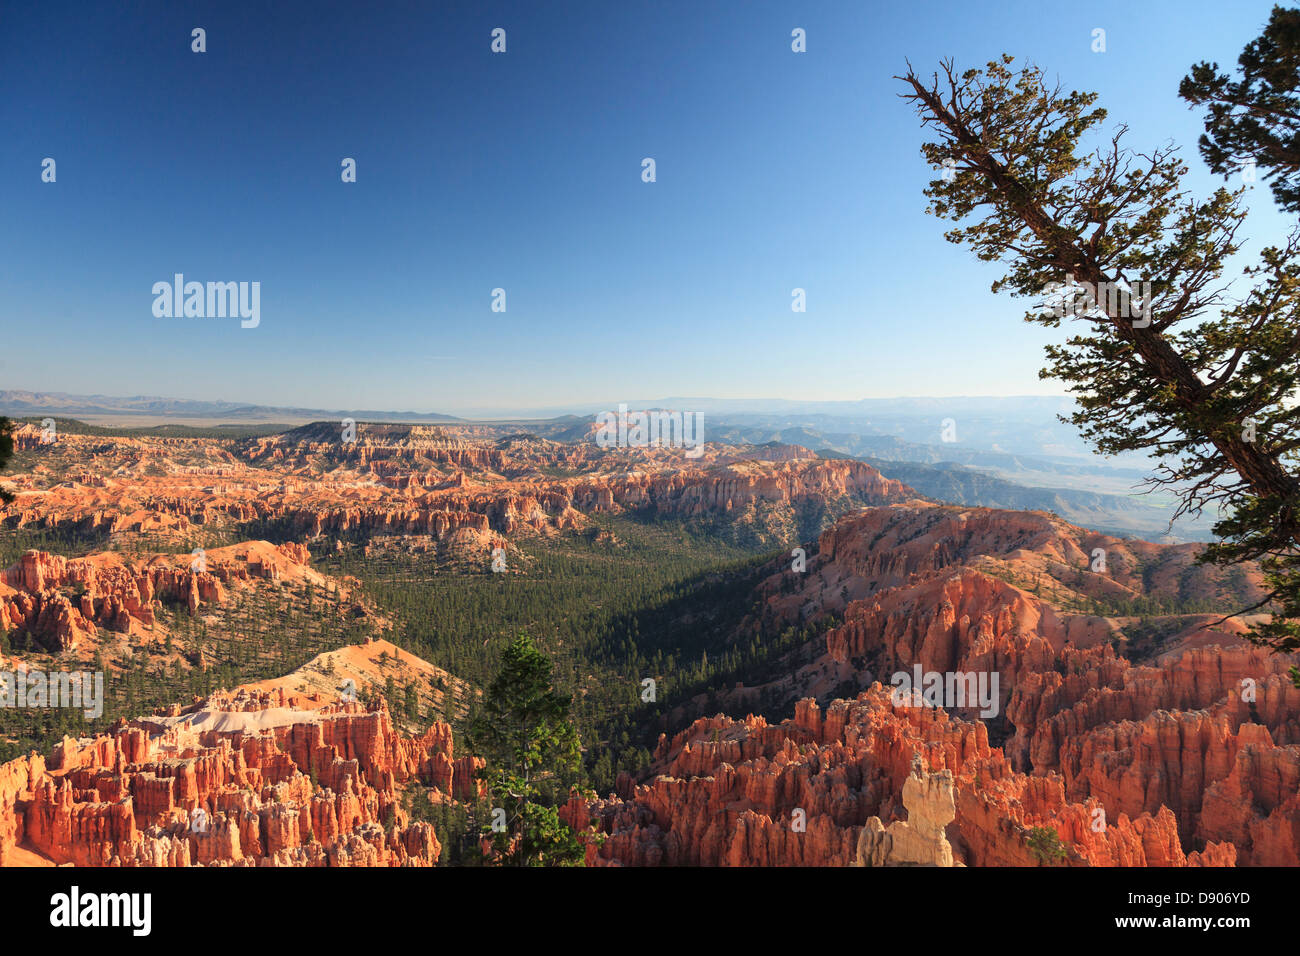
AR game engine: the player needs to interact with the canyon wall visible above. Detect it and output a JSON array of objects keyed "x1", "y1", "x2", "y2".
[
  {"x1": 581, "y1": 503, "x2": 1292, "y2": 867},
  {"x1": 0, "y1": 690, "x2": 464, "y2": 867}
]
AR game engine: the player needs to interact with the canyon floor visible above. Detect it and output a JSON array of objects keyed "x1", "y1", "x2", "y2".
[{"x1": 0, "y1": 418, "x2": 1294, "y2": 866}]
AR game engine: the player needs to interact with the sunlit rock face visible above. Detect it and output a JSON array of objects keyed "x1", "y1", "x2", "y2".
[{"x1": 0, "y1": 691, "x2": 463, "y2": 867}]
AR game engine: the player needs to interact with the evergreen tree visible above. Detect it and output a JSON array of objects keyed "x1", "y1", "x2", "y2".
[
  {"x1": 1181, "y1": 5, "x2": 1300, "y2": 213},
  {"x1": 899, "y1": 56, "x2": 1300, "y2": 678},
  {"x1": 469, "y1": 633, "x2": 584, "y2": 866},
  {"x1": 0, "y1": 418, "x2": 12, "y2": 503}
]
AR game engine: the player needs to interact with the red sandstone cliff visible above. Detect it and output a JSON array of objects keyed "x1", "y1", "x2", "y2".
[
  {"x1": 2, "y1": 428, "x2": 912, "y2": 549},
  {"x1": 576, "y1": 690, "x2": 1237, "y2": 867},
  {"x1": 580, "y1": 503, "x2": 1291, "y2": 867},
  {"x1": 0, "y1": 690, "x2": 466, "y2": 867},
  {"x1": 0, "y1": 541, "x2": 317, "y2": 651}
]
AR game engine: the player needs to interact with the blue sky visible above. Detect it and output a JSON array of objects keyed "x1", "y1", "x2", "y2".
[{"x1": 1, "y1": 0, "x2": 1291, "y2": 415}]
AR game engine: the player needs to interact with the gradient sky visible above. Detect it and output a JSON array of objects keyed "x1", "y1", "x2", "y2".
[{"x1": 1, "y1": 0, "x2": 1291, "y2": 415}]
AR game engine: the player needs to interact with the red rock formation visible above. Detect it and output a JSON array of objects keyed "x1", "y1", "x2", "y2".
[
  {"x1": 577, "y1": 504, "x2": 1288, "y2": 867},
  {"x1": 0, "y1": 691, "x2": 458, "y2": 867},
  {"x1": 6, "y1": 424, "x2": 1295, "y2": 869},
  {"x1": 0, "y1": 541, "x2": 318, "y2": 650},
  {"x1": 582, "y1": 689, "x2": 1228, "y2": 867},
  {"x1": 2, "y1": 427, "x2": 912, "y2": 551}
]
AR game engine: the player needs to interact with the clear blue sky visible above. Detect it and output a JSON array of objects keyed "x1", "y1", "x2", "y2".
[{"x1": 1, "y1": 0, "x2": 1290, "y2": 414}]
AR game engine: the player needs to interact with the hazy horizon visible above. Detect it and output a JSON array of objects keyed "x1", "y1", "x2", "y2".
[{"x1": 0, "y1": 386, "x2": 1085, "y2": 422}]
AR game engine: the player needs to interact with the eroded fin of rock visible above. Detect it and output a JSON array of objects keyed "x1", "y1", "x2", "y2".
[{"x1": 854, "y1": 764, "x2": 959, "y2": 867}]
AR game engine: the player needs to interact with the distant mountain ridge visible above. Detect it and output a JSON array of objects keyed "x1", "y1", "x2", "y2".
[
  {"x1": 0, "y1": 390, "x2": 462, "y2": 423},
  {"x1": 848, "y1": 456, "x2": 1213, "y2": 541}
]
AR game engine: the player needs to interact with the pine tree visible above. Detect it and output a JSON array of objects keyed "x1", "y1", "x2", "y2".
[
  {"x1": 899, "y1": 55, "x2": 1300, "y2": 678},
  {"x1": 0, "y1": 418, "x2": 12, "y2": 503},
  {"x1": 1181, "y1": 6, "x2": 1300, "y2": 213},
  {"x1": 468, "y1": 632, "x2": 584, "y2": 866}
]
